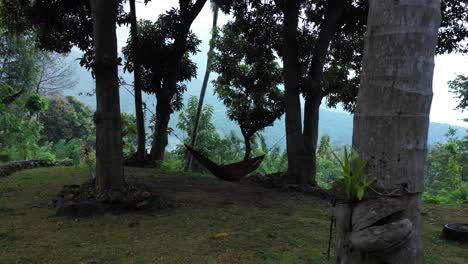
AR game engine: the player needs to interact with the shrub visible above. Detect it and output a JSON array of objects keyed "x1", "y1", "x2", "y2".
[
  {"x1": 0, "y1": 153, "x2": 10, "y2": 162},
  {"x1": 331, "y1": 147, "x2": 372, "y2": 201},
  {"x1": 80, "y1": 141, "x2": 96, "y2": 180},
  {"x1": 52, "y1": 139, "x2": 81, "y2": 164},
  {"x1": 25, "y1": 94, "x2": 49, "y2": 113},
  {"x1": 423, "y1": 184, "x2": 468, "y2": 204}
]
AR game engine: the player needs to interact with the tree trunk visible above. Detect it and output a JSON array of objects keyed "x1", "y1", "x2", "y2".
[
  {"x1": 150, "y1": 92, "x2": 171, "y2": 162},
  {"x1": 282, "y1": 1, "x2": 309, "y2": 185},
  {"x1": 302, "y1": 0, "x2": 344, "y2": 185},
  {"x1": 185, "y1": 5, "x2": 219, "y2": 171},
  {"x1": 149, "y1": 0, "x2": 206, "y2": 163},
  {"x1": 90, "y1": 0, "x2": 124, "y2": 191},
  {"x1": 303, "y1": 94, "x2": 322, "y2": 186},
  {"x1": 335, "y1": 1, "x2": 441, "y2": 263},
  {"x1": 242, "y1": 131, "x2": 252, "y2": 161},
  {"x1": 129, "y1": 0, "x2": 146, "y2": 162}
]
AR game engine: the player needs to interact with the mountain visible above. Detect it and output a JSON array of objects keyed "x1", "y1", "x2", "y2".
[{"x1": 63, "y1": 50, "x2": 467, "y2": 150}]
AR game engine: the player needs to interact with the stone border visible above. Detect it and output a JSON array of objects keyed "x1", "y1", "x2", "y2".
[{"x1": 0, "y1": 160, "x2": 74, "y2": 178}]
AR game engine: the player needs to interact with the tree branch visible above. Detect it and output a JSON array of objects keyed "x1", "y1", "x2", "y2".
[
  {"x1": 188, "y1": 0, "x2": 207, "y2": 25},
  {"x1": 305, "y1": 0, "x2": 345, "y2": 96}
]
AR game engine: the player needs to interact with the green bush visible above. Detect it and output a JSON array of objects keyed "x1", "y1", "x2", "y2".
[
  {"x1": 423, "y1": 184, "x2": 468, "y2": 204},
  {"x1": 160, "y1": 159, "x2": 184, "y2": 173},
  {"x1": 25, "y1": 94, "x2": 49, "y2": 113},
  {"x1": 0, "y1": 153, "x2": 10, "y2": 162},
  {"x1": 423, "y1": 192, "x2": 453, "y2": 204},
  {"x1": 451, "y1": 184, "x2": 468, "y2": 204},
  {"x1": 52, "y1": 139, "x2": 81, "y2": 164}
]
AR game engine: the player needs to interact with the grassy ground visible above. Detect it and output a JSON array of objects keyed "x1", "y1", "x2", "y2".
[{"x1": 0, "y1": 166, "x2": 467, "y2": 264}]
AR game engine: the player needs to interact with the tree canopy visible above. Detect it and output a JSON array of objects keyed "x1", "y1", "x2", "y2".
[
  {"x1": 448, "y1": 74, "x2": 468, "y2": 114},
  {"x1": 0, "y1": 0, "x2": 128, "y2": 67},
  {"x1": 39, "y1": 94, "x2": 94, "y2": 143},
  {"x1": 123, "y1": 17, "x2": 200, "y2": 112},
  {"x1": 216, "y1": 0, "x2": 468, "y2": 111},
  {"x1": 212, "y1": 24, "x2": 284, "y2": 160}
]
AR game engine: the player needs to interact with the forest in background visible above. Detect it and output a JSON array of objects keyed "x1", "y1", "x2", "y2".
[
  {"x1": 1, "y1": 34, "x2": 467, "y2": 203},
  {"x1": 64, "y1": 49, "x2": 467, "y2": 149}
]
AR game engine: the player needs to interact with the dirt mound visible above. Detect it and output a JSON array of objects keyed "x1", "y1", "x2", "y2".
[{"x1": 52, "y1": 180, "x2": 171, "y2": 218}]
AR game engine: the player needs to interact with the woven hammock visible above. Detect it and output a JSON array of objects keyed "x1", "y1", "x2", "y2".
[{"x1": 184, "y1": 144, "x2": 265, "y2": 181}]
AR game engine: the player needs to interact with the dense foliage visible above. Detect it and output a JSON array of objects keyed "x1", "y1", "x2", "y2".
[
  {"x1": 39, "y1": 94, "x2": 94, "y2": 143},
  {"x1": 212, "y1": 24, "x2": 285, "y2": 160},
  {"x1": 424, "y1": 128, "x2": 468, "y2": 204},
  {"x1": 0, "y1": 25, "x2": 41, "y2": 105},
  {"x1": 448, "y1": 74, "x2": 468, "y2": 116},
  {"x1": 121, "y1": 112, "x2": 138, "y2": 156},
  {"x1": 123, "y1": 18, "x2": 199, "y2": 112}
]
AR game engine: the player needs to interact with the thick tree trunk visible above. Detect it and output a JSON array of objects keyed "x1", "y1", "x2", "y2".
[
  {"x1": 150, "y1": 92, "x2": 171, "y2": 162},
  {"x1": 335, "y1": 1, "x2": 441, "y2": 263},
  {"x1": 129, "y1": 0, "x2": 146, "y2": 162},
  {"x1": 90, "y1": 0, "x2": 124, "y2": 191},
  {"x1": 185, "y1": 6, "x2": 219, "y2": 171},
  {"x1": 282, "y1": 1, "x2": 309, "y2": 185},
  {"x1": 302, "y1": 0, "x2": 344, "y2": 185},
  {"x1": 303, "y1": 94, "x2": 322, "y2": 186}
]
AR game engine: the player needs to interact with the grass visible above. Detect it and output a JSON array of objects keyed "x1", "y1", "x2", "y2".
[{"x1": 0, "y1": 166, "x2": 467, "y2": 264}]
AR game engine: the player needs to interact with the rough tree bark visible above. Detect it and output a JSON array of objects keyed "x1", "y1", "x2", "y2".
[
  {"x1": 129, "y1": 0, "x2": 147, "y2": 162},
  {"x1": 302, "y1": 0, "x2": 344, "y2": 185},
  {"x1": 335, "y1": 0, "x2": 441, "y2": 263},
  {"x1": 90, "y1": 0, "x2": 124, "y2": 191},
  {"x1": 185, "y1": 4, "x2": 218, "y2": 172},
  {"x1": 281, "y1": 0, "x2": 344, "y2": 185},
  {"x1": 303, "y1": 94, "x2": 321, "y2": 184},
  {"x1": 281, "y1": 0, "x2": 310, "y2": 184}
]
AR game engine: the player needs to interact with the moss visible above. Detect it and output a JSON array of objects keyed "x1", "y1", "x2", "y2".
[{"x1": 0, "y1": 166, "x2": 467, "y2": 263}]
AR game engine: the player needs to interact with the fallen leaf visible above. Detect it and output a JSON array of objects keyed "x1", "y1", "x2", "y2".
[{"x1": 214, "y1": 232, "x2": 229, "y2": 239}]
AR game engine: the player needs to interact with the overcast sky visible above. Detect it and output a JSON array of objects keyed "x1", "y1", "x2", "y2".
[{"x1": 117, "y1": 1, "x2": 468, "y2": 128}]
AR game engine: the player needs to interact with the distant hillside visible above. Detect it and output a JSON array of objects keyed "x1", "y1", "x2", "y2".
[{"x1": 63, "y1": 50, "x2": 467, "y2": 149}]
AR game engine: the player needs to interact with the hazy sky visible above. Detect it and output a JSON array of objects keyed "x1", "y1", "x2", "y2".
[{"x1": 117, "y1": 1, "x2": 468, "y2": 128}]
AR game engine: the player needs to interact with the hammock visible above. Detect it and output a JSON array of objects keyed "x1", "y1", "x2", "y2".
[{"x1": 184, "y1": 144, "x2": 265, "y2": 181}]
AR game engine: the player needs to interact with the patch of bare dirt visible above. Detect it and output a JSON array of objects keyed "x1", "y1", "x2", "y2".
[{"x1": 125, "y1": 168, "x2": 288, "y2": 210}]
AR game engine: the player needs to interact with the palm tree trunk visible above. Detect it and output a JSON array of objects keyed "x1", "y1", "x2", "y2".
[
  {"x1": 129, "y1": 0, "x2": 146, "y2": 162},
  {"x1": 185, "y1": 5, "x2": 219, "y2": 171},
  {"x1": 335, "y1": 0, "x2": 441, "y2": 263},
  {"x1": 90, "y1": 0, "x2": 124, "y2": 191}
]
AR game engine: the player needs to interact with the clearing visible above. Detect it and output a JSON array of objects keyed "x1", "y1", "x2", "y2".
[{"x1": 0, "y1": 166, "x2": 467, "y2": 263}]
